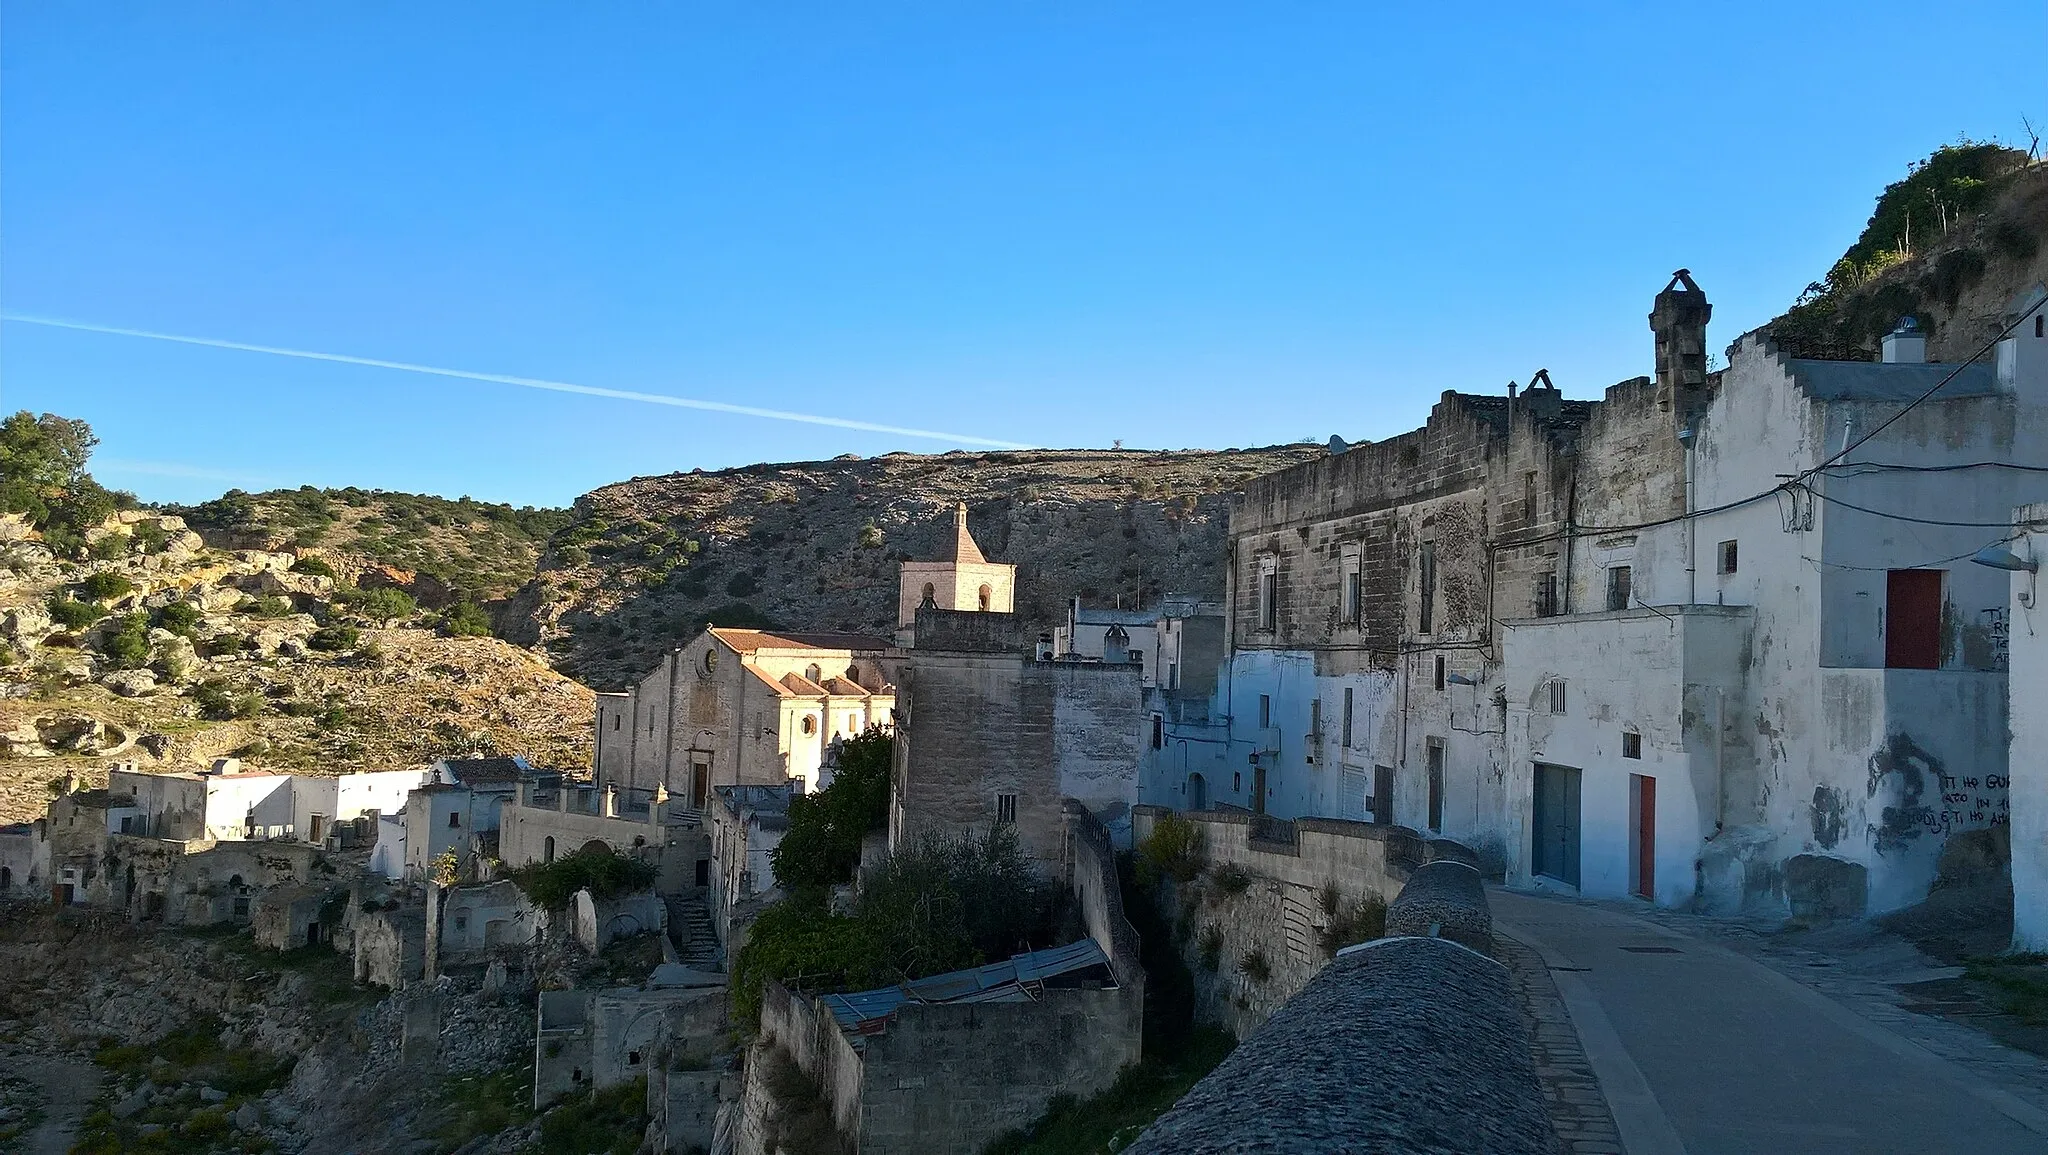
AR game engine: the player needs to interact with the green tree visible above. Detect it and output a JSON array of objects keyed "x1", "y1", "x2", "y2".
[
  {"x1": 291, "y1": 555, "x2": 337, "y2": 579},
  {"x1": 155, "y1": 602, "x2": 201, "y2": 636},
  {"x1": 78, "y1": 572, "x2": 136, "y2": 602},
  {"x1": 0, "y1": 411, "x2": 97, "y2": 524},
  {"x1": 48, "y1": 596, "x2": 104, "y2": 630},
  {"x1": 308, "y1": 625, "x2": 360, "y2": 652},
  {"x1": 770, "y1": 727, "x2": 894, "y2": 887}
]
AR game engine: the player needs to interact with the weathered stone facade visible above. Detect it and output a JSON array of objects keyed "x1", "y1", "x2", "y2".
[{"x1": 891, "y1": 611, "x2": 1146, "y2": 861}]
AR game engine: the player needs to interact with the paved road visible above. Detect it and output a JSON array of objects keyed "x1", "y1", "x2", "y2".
[
  {"x1": 1491, "y1": 888, "x2": 2048, "y2": 1155},
  {"x1": 12, "y1": 1053, "x2": 101, "y2": 1155}
]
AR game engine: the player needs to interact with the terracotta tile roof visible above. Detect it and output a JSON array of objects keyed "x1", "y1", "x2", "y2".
[
  {"x1": 781, "y1": 672, "x2": 829, "y2": 695},
  {"x1": 710, "y1": 628, "x2": 895, "y2": 654},
  {"x1": 822, "y1": 676, "x2": 873, "y2": 696}
]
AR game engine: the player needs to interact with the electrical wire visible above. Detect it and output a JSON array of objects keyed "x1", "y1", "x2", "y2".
[
  {"x1": 1799, "y1": 532, "x2": 2021, "y2": 573},
  {"x1": 1820, "y1": 460, "x2": 2048, "y2": 475},
  {"x1": 1797, "y1": 484, "x2": 2048, "y2": 529}
]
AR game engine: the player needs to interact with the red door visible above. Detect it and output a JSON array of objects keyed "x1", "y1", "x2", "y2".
[
  {"x1": 1885, "y1": 570, "x2": 1943, "y2": 669},
  {"x1": 1632, "y1": 774, "x2": 1656, "y2": 899}
]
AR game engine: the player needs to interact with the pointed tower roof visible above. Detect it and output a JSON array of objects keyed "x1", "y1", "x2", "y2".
[{"x1": 944, "y1": 502, "x2": 987, "y2": 564}]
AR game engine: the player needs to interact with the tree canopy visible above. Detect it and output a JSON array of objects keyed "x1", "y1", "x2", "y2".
[{"x1": 770, "y1": 726, "x2": 894, "y2": 888}]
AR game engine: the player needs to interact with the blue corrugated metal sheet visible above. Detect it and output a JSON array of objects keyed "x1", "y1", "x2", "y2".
[{"x1": 819, "y1": 938, "x2": 1110, "y2": 1036}]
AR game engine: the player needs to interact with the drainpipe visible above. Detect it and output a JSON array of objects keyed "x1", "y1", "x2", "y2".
[
  {"x1": 1561, "y1": 476, "x2": 1579, "y2": 615},
  {"x1": 1712, "y1": 687, "x2": 1727, "y2": 834}
]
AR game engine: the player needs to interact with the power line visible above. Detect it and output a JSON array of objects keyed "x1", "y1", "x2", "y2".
[{"x1": 1797, "y1": 485, "x2": 2046, "y2": 529}]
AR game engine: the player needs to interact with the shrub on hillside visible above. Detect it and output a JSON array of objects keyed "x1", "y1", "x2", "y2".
[
  {"x1": 291, "y1": 555, "x2": 336, "y2": 579},
  {"x1": 78, "y1": 572, "x2": 135, "y2": 602},
  {"x1": 192, "y1": 678, "x2": 264, "y2": 720},
  {"x1": 103, "y1": 613, "x2": 151, "y2": 669},
  {"x1": 155, "y1": 601, "x2": 201, "y2": 636},
  {"x1": 245, "y1": 595, "x2": 294, "y2": 619},
  {"x1": 342, "y1": 584, "x2": 416, "y2": 625},
  {"x1": 131, "y1": 520, "x2": 170, "y2": 553},
  {"x1": 308, "y1": 625, "x2": 360, "y2": 652},
  {"x1": 441, "y1": 601, "x2": 492, "y2": 637},
  {"x1": 725, "y1": 572, "x2": 760, "y2": 598},
  {"x1": 48, "y1": 596, "x2": 103, "y2": 630},
  {"x1": 89, "y1": 532, "x2": 130, "y2": 561}
]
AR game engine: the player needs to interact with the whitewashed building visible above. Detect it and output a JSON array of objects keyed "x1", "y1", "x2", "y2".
[{"x1": 1164, "y1": 275, "x2": 2048, "y2": 918}]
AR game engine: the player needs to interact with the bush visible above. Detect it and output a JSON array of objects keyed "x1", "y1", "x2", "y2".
[
  {"x1": 193, "y1": 678, "x2": 265, "y2": 720},
  {"x1": 442, "y1": 601, "x2": 492, "y2": 637},
  {"x1": 131, "y1": 519, "x2": 170, "y2": 553},
  {"x1": 88, "y1": 532, "x2": 129, "y2": 561},
  {"x1": 731, "y1": 891, "x2": 882, "y2": 1024},
  {"x1": 77, "y1": 571, "x2": 134, "y2": 602},
  {"x1": 504, "y1": 845, "x2": 658, "y2": 909},
  {"x1": 291, "y1": 555, "x2": 336, "y2": 578},
  {"x1": 555, "y1": 545, "x2": 590, "y2": 566},
  {"x1": 1211, "y1": 863, "x2": 1252, "y2": 896},
  {"x1": 1319, "y1": 894, "x2": 1388, "y2": 956},
  {"x1": 343, "y1": 584, "x2": 416, "y2": 624},
  {"x1": 48, "y1": 596, "x2": 103, "y2": 629},
  {"x1": 308, "y1": 625, "x2": 360, "y2": 652},
  {"x1": 725, "y1": 572, "x2": 760, "y2": 598},
  {"x1": 103, "y1": 613, "x2": 150, "y2": 669},
  {"x1": 857, "y1": 520, "x2": 883, "y2": 549},
  {"x1": 155, "y1": 601, "x2": 201, "y2": 636},
  {"x1": 1198, "y1": 924, "x2": 1224, "y2": 971},
  {"x1": 246, "y1": 594, "x2": 294, "y2": 618},
  {"x1": 1136, "y1": 813, "x2": 1204, "y2": 886},
  {"x1": 1237, "y1": 948, "x2": 1271, "y2": 982},
  {"x1": 770, "y1": 728, "x2": 893, "y2": 887}
]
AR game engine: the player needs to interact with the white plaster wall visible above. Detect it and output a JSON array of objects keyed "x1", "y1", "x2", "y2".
[
  {"x1": 370, "y1": 815, "x2": 406, "y2": 880},
  {"x1": 203, "y1": 775, "x2": 296, "y2": 841},
  {"x1": 2012, "y1": 513, "x2": 2048, "y2": 950},
  {"x1": 1051, "y1": 665, "x2": 1146, "y2": 846},
  {"x1": 292, "y1": 770, "x2": 428, "y2": 841}
]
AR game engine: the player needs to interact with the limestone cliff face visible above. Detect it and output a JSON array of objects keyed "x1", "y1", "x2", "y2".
[{"x1": 508, "y1": 446, "x2": 1323, "y2": 691}]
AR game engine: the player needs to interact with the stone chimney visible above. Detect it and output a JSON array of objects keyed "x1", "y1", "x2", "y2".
[
  {"x1": 1650, "y1": 269, "x2": 1713, "y2": 410},
  {"x1": 1881, "y1": 316, "x2": 1926, "y2": 364}
]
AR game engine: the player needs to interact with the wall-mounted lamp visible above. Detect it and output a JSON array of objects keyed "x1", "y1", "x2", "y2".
[{"x1": 1970, "y1": 544, "x2": 2036, "y2": 572}]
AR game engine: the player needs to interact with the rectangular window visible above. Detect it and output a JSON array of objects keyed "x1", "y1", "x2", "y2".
[
  {"x1": 448, "y1": 811, "x2": 461, "y2": 828},
  {"x1": 1433, "y1": 654, "x2": 1447, "y2": 691},
  {"x1": 1342, "y1": 551, "x2": 1362, "y2": 625},
  {"x1": 1309, "y1": 699, "x2": 1323, "y2": 750},
  {"x1": 1342, "y1": 687, "x2": 1355, "y2": 748},
  {"x1": 1622, "y1": 731, "x2": 1642, "y2": 759},
  {"x1": 1525, "y1": 472, "x2": 1541, "y2": 524},
  {"x1": 612, "y1": 714, "x2": 620, "y2": 732},
  {"x1": 1168, "y1": 661, "x2": 1179, "y2": 689},
  {"x1": 1258, "y1": 694, "x2": 1272, "y2": 729},
  {"x1": 1151, "y1": 715, "x2": 1164, "y2": 750},
  {"x1": 1548, "y1": 678, "x2": 1567, "y2": 715},
  {"x1": 1718, "y1": 540, "x2": 1738, "y2": 575},
  {"x1": 995, "y1": 793, "x2": 1017, "y2": 824},
  {"x1": 1258, "y1": 562, "x2": 1278, "y2": 631},
  {"x1": 1418, "y1": 543, "x2": 1437, "y2": 633},
  {"x1": 1606, "y1": 565, "x2": 1632, "y2": 612},
  {"x1": 1885, "y1": 569, "x2": 1943, "y2": 669},
  {"x1": 1426, "y1": 739, "x2": 1445, "y2": 832},
  {"x1": 1534, "y1": 573, "x2": 1559, "y2": 618}
]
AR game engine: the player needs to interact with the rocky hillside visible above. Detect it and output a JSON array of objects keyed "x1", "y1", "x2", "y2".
[
  {"x1": 0, "y1": 509, "x2": 593, "y2": 826},
  {"x1": 505, "y1": 446, "x2": 1324, "y2": 690},
  {"x1": 171, "y1": 486, "x2": 570, "y2": 606},
  {"x1": 1764, "y1": 144, "x2": 2047, "y2": 360}
]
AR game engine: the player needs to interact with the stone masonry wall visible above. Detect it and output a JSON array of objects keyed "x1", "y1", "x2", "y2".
[{"x1": 1135, "y1": 805, "x2": 1419, "y2": 1038}]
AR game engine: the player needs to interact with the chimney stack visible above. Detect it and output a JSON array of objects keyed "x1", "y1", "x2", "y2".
[
  {"x1": 1650, "y1": 269, "x2": 1713, "y2": 414},
  {"x1": 1881, "y1": 317, "x2": 1926, "y2": 364}
]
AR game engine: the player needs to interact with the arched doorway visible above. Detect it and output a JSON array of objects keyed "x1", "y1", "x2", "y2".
[
  {"x1": 1188, "y1": 773, "x2": 1208, "y2": 811},
  {"x1": 543, "y1": 836, "x2": 556, "y2": 864}
]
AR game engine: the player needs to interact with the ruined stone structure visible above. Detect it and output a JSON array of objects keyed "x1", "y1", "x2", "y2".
[
  {"x1": 1160, "y1": 276, "x2": 2048, "y2": 918},
  {"x1": 748, "y1": 804, "x2": 1143, "y2": 1155}
]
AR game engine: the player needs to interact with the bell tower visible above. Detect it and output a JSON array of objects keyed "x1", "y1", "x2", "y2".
[{"x1": 896, "y1": 503, "x2": 1018, "y2": 645}]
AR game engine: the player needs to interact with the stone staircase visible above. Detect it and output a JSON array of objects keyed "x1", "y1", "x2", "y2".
[{"x1": 666, "y1": 894, "x2": 722, "y2": 969}]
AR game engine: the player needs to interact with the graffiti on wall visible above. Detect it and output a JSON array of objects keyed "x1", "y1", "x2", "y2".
[{"x1": 1865, "y1": 732, "x2": 2010, "y2": 855}]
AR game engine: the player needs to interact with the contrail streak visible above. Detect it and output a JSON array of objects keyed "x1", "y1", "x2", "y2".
[{"x1": 2, "y1": 314, "x2": 1036, "y2": 449}]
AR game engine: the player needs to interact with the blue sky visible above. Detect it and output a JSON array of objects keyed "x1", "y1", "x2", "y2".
[{"x1": 2, "y1": 3, "x2": 2040, "y2": 508}]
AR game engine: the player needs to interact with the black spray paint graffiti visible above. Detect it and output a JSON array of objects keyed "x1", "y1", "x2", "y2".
[
  {"x1": 1864, "y1": 732, "x2": 2011, "y2": 855},
  {"x1": 1811, "y1": 785, "x2": 1846, "y2": 850}
]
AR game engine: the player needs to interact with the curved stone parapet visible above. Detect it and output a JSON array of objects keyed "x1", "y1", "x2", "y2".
[
  {"x1": 1125, "y1": 936, "x2": 1556, "y2": 1155},
  {"x1": 1385, "y1": 859, "x2": 1492, "y2": 953}
]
